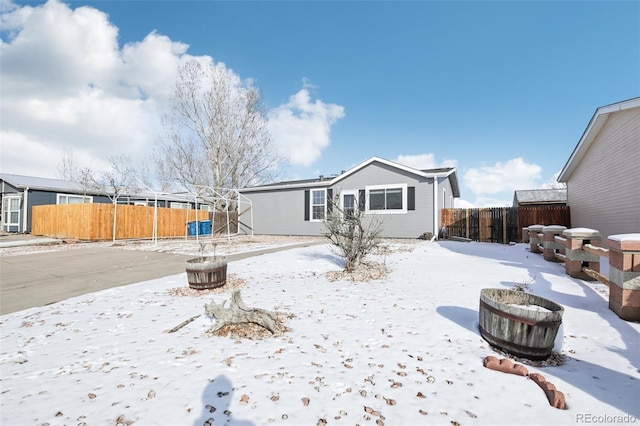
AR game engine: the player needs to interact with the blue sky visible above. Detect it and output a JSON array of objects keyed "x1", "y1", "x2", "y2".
[{"x1": 1, "y1": 0, "x2": 639, "y2": 206}]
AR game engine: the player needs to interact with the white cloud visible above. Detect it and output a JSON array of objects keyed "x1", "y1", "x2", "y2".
[
  {"x1": 463, "y1": 157, "x2": 541, "y2": 196},
  {"x1": 268, "y1": 89, "x2": 345, "y2": 167},
  {"x1": 2, "y1": 1, "x2": 338, "y2": 182},
  {"x1": 539, "y1": 170, "x2": 566, "y2": 189},
  {"x1": 0, "y1": 0, "x2": 190, "y2": 178},
  {"x1": 394, "y1": 154, "x2": 458, "y2": 170}
]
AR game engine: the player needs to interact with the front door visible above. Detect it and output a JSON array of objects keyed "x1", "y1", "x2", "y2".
[{"x1": 340, "y1": 191, "x2": 357, "y2": 219}]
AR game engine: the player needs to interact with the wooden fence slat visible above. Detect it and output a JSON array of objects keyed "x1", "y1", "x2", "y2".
[
  {"x1": 441, "y1": 206, "x2": 570, "y2": 244},
  {"x1": 32, "y1": 204, "x2": 231, "y2": 241}
]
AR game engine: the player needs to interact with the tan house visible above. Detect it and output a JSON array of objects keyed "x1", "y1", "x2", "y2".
[{"x1": 558, "y1": 97, "x2": 640, "y2": 243}]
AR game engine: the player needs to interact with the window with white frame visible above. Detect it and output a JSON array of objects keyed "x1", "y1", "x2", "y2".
[
  {"x1": 311, "y1": 189, "x2": 327, "y2": 221},
  {"x1": 170, "y1": 202, "x2": 190, "y2": 209},
  {"x1": 2, "y1": 196, "x2": 21, "y2": 230},
  {"x1": 57, "y1": 193, "x2": 93, "y2": 204},
  {"x1": 366, "y1": 184, "x2": 407, "y2": 214}
]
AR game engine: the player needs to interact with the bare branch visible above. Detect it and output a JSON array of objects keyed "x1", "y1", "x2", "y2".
[
  {"x1": 155, "y1": 60, "x2": 284, "y2": 191},
  {"x1": 323, "y1": 196, "x2": 384, "y2": 272}
]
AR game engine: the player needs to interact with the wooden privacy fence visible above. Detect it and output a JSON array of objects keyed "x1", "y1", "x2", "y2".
[
  {"x1": 441, "y1": 206, "x2": 571, "y2": 244},
  {"x1": 32, "y1": 203, "x2": 216, "y2": 241}
]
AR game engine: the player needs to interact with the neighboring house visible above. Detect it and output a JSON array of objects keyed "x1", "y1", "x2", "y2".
[
  {"x1": 512, "y1": 188, "x2": 567, "y2": 207},
  {"x1": 0, "y1": 173, "x2": 199, "y2": 233},
  {"x1": 239, "y1": 156, "x2": 460, "y2": 239},
  {"x1": 558, "y1": 97, "x2": 640, "y2": 242}
]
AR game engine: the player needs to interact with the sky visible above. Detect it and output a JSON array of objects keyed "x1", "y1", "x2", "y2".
[
  {"x1": 2, "y1": 238, "x2": 639, "y2": 425},
  {"x1": 1, "y1": 0, "x2": 639, "y2": 207}
]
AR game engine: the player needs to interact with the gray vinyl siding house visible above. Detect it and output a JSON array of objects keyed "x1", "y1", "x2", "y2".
[
  {"x1": 240, "y1": 157, "x2": 460, "y2": 239},
  {"x1": 558, "y1": 97, "x2": 640, "y2": 243},
  {"x1": 0, "y1": 173, "x2": 195, "y2": 233}
]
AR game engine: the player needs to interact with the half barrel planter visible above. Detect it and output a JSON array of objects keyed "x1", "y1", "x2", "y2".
[
  {"x1": 185, "y1": 256, "x2": 228, "y2": 290},
  {"x1": 479, "y1": 288, "x2": 564, "y2": 360}
]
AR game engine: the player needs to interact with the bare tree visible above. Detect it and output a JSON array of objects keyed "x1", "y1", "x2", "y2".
[
  {"x1": 95, "y1": 155, "x2": 137, "y2": 241},
  {"x1": 156, "y1": 59, "x2": 284, "y2": 191},
  {"x1": 57, "y1": 148, "x2": 79, "y2": 181},
  {"x1": 323, "y1": 197, "x2": 384, "y2": 273},
  {"x1": 541, "y1": 171, "x2": 567, "y2": 190},
  {"x1": 56, "y1": 148, "x2": 98, "y2": 201}
]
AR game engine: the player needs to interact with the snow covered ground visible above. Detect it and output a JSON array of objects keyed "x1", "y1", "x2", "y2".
[{"x1": 1, "y1": 240, "x2": 638, "y2": 425}]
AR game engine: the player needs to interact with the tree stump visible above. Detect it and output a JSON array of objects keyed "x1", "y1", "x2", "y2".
[{"x1": 204, "y1": 290, "x2": 284, "y2": 336}]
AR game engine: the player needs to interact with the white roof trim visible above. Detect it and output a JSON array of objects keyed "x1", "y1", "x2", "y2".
[{"x1": 558, "y1": 97, "x2": 640, "y2": 182}]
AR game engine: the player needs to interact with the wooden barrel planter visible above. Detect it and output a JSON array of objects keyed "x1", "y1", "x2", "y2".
[
  {"x1": 479, "y1": 288, "x2": 564, "y2": 360},
  {"x1": 185, "y1": 256, "x2": 228, "y2": 290}
]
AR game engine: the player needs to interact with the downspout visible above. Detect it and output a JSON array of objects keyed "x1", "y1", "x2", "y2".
[
  {"x1": 22, "y1": 187, "x2": 29, "y2": 234},
  {"x1": 433, "y1": 178, "x2": 438, "y2": 240}
]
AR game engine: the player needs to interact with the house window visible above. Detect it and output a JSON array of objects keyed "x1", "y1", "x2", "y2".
[
  {"x1": 366, "y1": 184, "x2": 407, "y2": 214},
  {"x1": 2, "y1": 196, "x2": 21, "y2": 230},
  {"x1": 170, "y1": 202, "x2": 190, "y2": 209},
  {"x1": 311, "y1": 189, "x2": 326, "y2": 221},
  {"x1": 57, "y1": 193, "x2": 93, "y2": 204}
]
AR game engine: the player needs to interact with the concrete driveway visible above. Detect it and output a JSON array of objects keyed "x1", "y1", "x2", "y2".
[
  {"x1": 0, "y1": 247, "x2": 193, "y2": 315},
  {"x1": 0, "y1": 239, "x2": 323, "y2": 315}
]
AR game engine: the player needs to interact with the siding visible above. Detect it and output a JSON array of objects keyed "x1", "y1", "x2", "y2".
[
  {"x1": 244, "y1": 187, "x2": 327, "y2": 236},
  {"x1": 243, "y1": 161, "x2": 442, "y2": 239},
  {"x1": 332, "y1": 162, "x2": 434, "y2": 238},
  {"x1": 567, "y1": 108, "x2": 640, "y2": 243}
]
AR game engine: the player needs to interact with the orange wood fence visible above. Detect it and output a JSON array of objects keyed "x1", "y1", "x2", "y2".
[{"x1": 32, "y1": 204, "x2": 210, "y2": 241}]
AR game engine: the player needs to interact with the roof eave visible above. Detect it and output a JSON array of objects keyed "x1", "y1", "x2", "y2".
[{"x1": 558, "y1": 97, "x2": 640, "y2": 182}]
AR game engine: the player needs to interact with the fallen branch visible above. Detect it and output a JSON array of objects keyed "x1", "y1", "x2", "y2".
[
  {"x1": 165, "y1": 315, "x2": 201, "y2": 333},
  {"x1": 204, "y1": 290, "x2": 283, "y2": 336}
]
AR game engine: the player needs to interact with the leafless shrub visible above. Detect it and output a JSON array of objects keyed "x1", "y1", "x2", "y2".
[{"x1": 322, "y1": 198, "x2": 384, "y2": 273}]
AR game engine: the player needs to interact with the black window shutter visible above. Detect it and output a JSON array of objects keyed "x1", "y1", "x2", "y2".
[
  {"x1": 408, "y1": 186, "x2": 416, "y2": 211},
  {"x1": 358, "y1": 190, "x2": 366, "y2": 210},
  {"x1": 304, "y1": 190, "x2": 310, "y2": 221},
  {"x1": 326, "y1": 189, "x2": 333, "y2": 215}
]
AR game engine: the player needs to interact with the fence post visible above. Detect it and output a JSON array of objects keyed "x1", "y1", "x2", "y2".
[
  {"x1": 502, "y1": 208, "x2": 507, "y2": 244},
  {"x1": 542, "y1": 225, "x2": 567, "y2": 262},
  {"x1": 562, "y1": 228, "x2": 602, "y2": 280},
  {"x1": 528, "y1": 225, "x2": 544, "y2": 253},
  {"x1": 465, "y1": 208, "x2": 469, "y2": 239},
  {"x1": 606, "y1": 234, "x2": 640, "y2": 322}
]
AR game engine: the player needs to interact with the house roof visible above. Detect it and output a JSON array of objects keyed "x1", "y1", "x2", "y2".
[
  {"x1": 513, "y1": 188, "x2": 567, "y2": 205},
  {"x1": 558, "y1": 97, "x2": 640, "y2": 182},
  {"x1": 0, "y1": 173, "x2": 194, "y2": 203},
  {"x1": 0, "y1": 173, "x2": 93, "y2": 193},
  {"x1": 240, "y1": 156, "x2": 460, "y2": 197}
]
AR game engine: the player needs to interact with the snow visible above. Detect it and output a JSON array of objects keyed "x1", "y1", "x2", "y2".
[
  {"x1": 608, "y1": 233, "x2": 640, "y2": 242},
  {"x1": 1, "y1": 240, "x2": 639, "y2": 426},
  {"x1": 510, "y1": 304, "x2": 553, "y2": 313}
]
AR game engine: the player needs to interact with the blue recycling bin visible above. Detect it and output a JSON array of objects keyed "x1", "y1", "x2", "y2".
[
  {"x1": 199, "y1": 220, "x2": 212, "y2": 235},
  {"x1": 187, "y1": 221, "x2": 198, "y2": 236}
]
